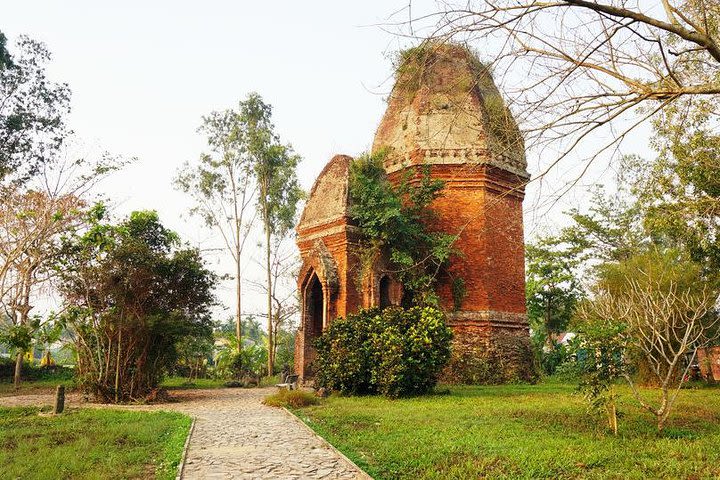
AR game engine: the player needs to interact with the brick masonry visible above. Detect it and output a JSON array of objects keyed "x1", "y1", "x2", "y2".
[
  {"x1": 295, "y1": 43, "x2": 533, "y2": 382},
  {"x1": 697, "y1": 347, "x2": 720, "y2": 381}
]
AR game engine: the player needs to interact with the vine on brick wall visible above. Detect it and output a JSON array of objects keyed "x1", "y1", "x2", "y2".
[{"x1": 348, "y1": 149, "x2": 460, "y2": 307}]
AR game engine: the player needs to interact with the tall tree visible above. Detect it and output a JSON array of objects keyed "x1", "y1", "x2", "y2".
[
  {"x1": 175, "y1": 109, "x2": 256, "y2": 356},
  {"x1": 0, "y1": 187, "x2": 86, "y2": 388},
  {"x1": 0, "y1": 32, "x2": 71, "y2": 183},
  {"x1": 525, "y1": 242, "x2": 583, "y2": 348},
  {"x1": 248, "y1": 238, "x2": 300, "y2": 367},
  {"x1": 630, "y1": 101, "x2": 720, "y2": 271},
  {"x1": 0, "y1": 151, "x2": 119, "y2": 389},
  {"x1": 240, "y1": 93, "x2": 303, "y2": 376}
]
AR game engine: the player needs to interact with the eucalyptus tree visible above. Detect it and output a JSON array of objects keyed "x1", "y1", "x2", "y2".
[
  {"x1": 247, "y1": 238, "x2": 300, "y2": 368},
  {"x1": 175, "y1": 109, "x2": 256, "y2": 356},
  {"x1": 239, "y1": 93, "x2": 303, "y2": 376}
]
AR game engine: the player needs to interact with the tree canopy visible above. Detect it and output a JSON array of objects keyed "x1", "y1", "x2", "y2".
[
  {"x1": 60, "y1": 209, "x2": 216, "y2": 402},
  {"x1": 0, "y1": 32, "x2": 71, "y2": 182}
]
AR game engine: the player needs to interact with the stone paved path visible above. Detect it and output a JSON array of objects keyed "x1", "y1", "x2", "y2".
[{"x1": 0, "y1": 387, "x2": 369, "y2": 480}]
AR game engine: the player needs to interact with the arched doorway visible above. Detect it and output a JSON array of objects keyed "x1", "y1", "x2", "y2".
[
  {"x1": 379, "y1": 275, "x2": 392, "y2": 308},
  {"x1": 301, "y1": 272, "x2": 324, "y2": 378},
  {"x1": 308, "y1": 273, "x2": 324, "y2": 336}
]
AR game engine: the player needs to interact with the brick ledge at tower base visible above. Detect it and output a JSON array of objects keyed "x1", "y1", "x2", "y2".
[{"x1": 448, "y1": 310, "x2": 528, "y2": 330}]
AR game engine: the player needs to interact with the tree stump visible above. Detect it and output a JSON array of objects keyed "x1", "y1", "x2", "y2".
[{"x1": 53, "y1": 385, "x2": 65, "y2": 415}]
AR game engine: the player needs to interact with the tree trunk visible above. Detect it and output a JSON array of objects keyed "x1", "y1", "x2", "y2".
[
  {"x1": 230, "y1": 164, "x2": 243, "y2": 357},
  {"x1": 265, "y1": 223, "x2": 274, "y2": 377},
  {"x1": 607, "y1": 402, "x2": 618, "y2": 435},
  {"x1": 14, "y1": 352, "x2": 23, "y2": 390},
  {"x1": 114, "y1": 329, "x2": 122, "y2": 403},
  {"x1": 236, "y1": 258, "x2": 243, "y2": 355}
]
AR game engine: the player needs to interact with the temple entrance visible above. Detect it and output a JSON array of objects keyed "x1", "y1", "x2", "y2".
[
  {"x1": 379, "y1": 275, "x2": 391, "y2": 308},
  {"x1": 302, "y1": 272, "x2": 324, "y2": 378}
]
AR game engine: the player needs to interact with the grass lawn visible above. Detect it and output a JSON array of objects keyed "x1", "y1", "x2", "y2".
[
  {"x1": 4, "y1": 373, "x2": 278, "y2": 394},
  {"x1": 0, "y1": 378, "x2": 74, "y2": 396},
  {"x1": 0, "y1": 407, "x2": 190, "y2": 479},
  {"x1": 294, "y1": 380, "x2": 720, "y2": 479},
  {"x1": 0, "y1": 367, "x2": 76, "y2": 396}
]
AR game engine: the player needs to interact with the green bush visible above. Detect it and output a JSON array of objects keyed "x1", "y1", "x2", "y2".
[
  {"x1": 314, "y1": 306, "x2": 452, "y2": 397},
  {"x1": 541, "y1": 343, "x2": 572, "y2": 376},
  {"x1": 313, "y1": 309, "x2": 376, "y2": 395},
  {"x1": 0, "y1": 359, "x2": 75, "y2": 384},
  {"x1": 552, "y1": 360, "x2": 582, "y2": 382}
]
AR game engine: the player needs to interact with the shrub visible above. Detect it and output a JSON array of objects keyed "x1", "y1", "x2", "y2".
[
  {"x1": 553, "y1": 361, "x2": 582, "y2": 382},
  {"x1": 372, "y1": 307, "x2": 453, "y2": 397},
  {"x1": 0, "y1": 359, "x2": 75, "y2": 384},
  {"x1": 444, "y1": 350, "x2": 498, "y2": 384},
  {"x1": 313, "y1": 309, "x2": 378, "y2": 395},
  {"x1": 263, "y1": 388, "x2": 319, "y2": 408},
  {"x1": 314, "y1": 306, "x2": 453, "y2": 397},
  {"x1": 541, "y1": 343, "x2": 572, "y2": 376}
]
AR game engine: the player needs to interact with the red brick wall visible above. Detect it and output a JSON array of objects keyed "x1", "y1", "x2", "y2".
[
  {"x1": 698, "y1": 347, "x2": 720, "y2": 381},
  {"x1": 295, "y1": 222, "x2": 365, "y2": 379},
  {"x1": 389, "y1": 163, "x2": 527, "y2": 316},
  {"x1": 295, "y1": 155, "x2": 530, "y2": 382}
]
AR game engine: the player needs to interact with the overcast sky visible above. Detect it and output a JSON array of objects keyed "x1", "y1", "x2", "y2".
[{"x1": 2, "y1": 1, "x2": 651, "y2": 321}]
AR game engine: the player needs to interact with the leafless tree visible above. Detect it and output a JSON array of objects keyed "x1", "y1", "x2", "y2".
[
  {"x1": 399, "y1": 1, "x2": 720, "y2": 185},
  {"x1": 248, "y1": 238, "x2": 300, "y2": 373},
  {"x1": 582, "y1": 273, "x2": 719, "y2": 431},
  {"x1": 0, "y1": 153, "x2": 117, "y2": 388}
]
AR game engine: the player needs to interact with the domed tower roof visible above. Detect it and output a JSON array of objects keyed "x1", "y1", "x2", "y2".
[
  {"x1": 373, "y1": 43, "x2": 528, "y2": 178},
  {"x1": 297, "y1": 154, "x2": 353, "y2": 232}
]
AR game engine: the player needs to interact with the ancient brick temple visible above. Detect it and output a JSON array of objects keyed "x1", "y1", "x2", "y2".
[{"x1": 294, "y1": 44, "x2": 530, "y2": 381}]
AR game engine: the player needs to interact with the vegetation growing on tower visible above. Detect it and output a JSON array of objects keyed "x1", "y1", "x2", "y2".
[
  {"x1": 392, "y1": 42, "x2": 523, "y2": 156},
  {"x1": 348, "y1": 149, "x2": 459, "y2": 307}
]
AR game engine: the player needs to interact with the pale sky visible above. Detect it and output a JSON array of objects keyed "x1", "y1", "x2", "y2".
[{"x1": 2, "y1": 1, "x2": 651, "y2": 321}]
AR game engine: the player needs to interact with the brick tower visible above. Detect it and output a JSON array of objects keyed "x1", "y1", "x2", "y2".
[
  {"x1": 372, "y1": 44, "x2": 531, "y2": 380},
  {"x1": 295, "y1": 43, "x2": 532, "y2": 382}
]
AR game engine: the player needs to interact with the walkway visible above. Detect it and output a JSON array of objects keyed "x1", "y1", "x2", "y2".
[{"x1": 0, "y1": 387, "x2": 369, "y2": 480}]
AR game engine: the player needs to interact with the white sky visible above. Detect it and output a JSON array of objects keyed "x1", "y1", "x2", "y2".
[{"x1": 2, "y1": 1, "x2": 652, "y2": 322}]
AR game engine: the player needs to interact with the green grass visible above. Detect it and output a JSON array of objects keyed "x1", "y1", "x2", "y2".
[
  {"x1": 294, "y1": 380, "x2": 720, "y2": 479},
  {"x1": 0, "y1": 406, "x2": 190, "y2": 479},
  {"x1": 0, "y1": 379, "x2": 73, "y2": 396},
  {"x1": 3, "y1": 373, "x2": 229, "y2": 395},
  {"x1": 0, "y1": 368, "x2": 76, "y2": 396}
]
